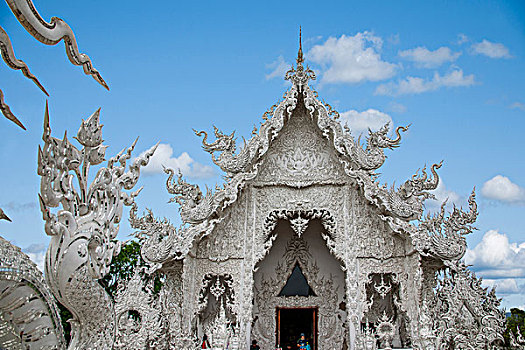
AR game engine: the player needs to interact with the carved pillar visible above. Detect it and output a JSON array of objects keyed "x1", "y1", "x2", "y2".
[
  {"x1": 159, "y1": 261, "x2": 185, "y2": 348},
  {"x1": 181, "y1": 255, "x2": 198, "y2": 342},
  {"x1": 346, "y1": 186, "x2": 364, "y2": 350},
  {"x1": 238, "y1": 186, "x2": 254, "y2": 350}
]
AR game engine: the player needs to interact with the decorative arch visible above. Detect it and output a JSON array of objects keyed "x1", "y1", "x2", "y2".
[
  {"x1": 259, "y1": 208, "x2": 339, "y2": 267},
  {"x1": 252, "y1": 210, "x2": 348, "y2": 349}
]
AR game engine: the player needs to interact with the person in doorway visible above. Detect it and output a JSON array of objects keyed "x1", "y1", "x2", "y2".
[
  {"x1": 201, "y1": 334, "x2": 211, "y2": 349},
  {"x1": 250, "y1": 339, "x2": 261, "y2": 350},
  {"x1": 297, "y1": 333, "x2": 311, "y2": 350}
]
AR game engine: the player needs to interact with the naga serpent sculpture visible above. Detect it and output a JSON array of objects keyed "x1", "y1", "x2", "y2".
[
  {"x1": 194, "y1": 126, "x2": 252, "y2": 175},
  {"x1": 349, "y1": 124, "x2": 410, "y2": 171},
  {"x1": 38, "y1": 105, "x2": 156, "y2": 349}
]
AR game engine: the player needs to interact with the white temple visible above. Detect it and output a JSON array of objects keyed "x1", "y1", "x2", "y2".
[{"x1": 0, "y1": 25, "x2": 511, "y2": 350}]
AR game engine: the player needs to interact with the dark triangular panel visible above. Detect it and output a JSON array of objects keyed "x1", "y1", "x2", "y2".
[{"x1": 278, "y1": 263, "x2": 316, "y2": 297}]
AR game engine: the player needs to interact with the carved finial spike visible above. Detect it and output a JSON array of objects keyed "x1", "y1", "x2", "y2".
[
  {"x1": 42, "y1": 100, "x2": 50, "y2": 134},
  {"x1": 132, "y1": 186, "x2": 143, "y2": 198},
  {"x1": 0, "y1": 208, "x2": 11, "y2": 222},
  {"x1": 0, "y1": 89, "x2": 26, "y2": 130},
  {"x1": 297, "y1": 26, "x2": 304, "y2": 65},
  {"x1": 152, "y1": 141, "x2": 160, "y2": 152},
  {"x1": 131, "y1": 137, "x2": 139, "y2": 150}
]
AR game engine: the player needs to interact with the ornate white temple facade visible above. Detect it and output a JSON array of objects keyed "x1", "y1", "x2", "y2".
[{"x1": 0, "y1": 38, "x2": 509, "y2": 349}]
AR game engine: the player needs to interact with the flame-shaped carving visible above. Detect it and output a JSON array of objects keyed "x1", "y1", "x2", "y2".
[
  {"x1": 398, "y1": 161, "x2": 443, "y2": 200},
  {"x1": 0, "y1": 25, "x2": 49, "y2": 129},
  {"x1": 433, "y1": 261, "x2": 505, "y2": 348},
  {"x1": 417, "y1": 189, "x2": 478, "y2": 261},
  {"x1": 0, "y1": 26, "x2": 48, "y2": 95},
  {"x1": 6, "y1": 0, "x2": 109, "y2": 90},
  {"x1": 130, "y1": 202, "x2": 222, "y2": 271}
]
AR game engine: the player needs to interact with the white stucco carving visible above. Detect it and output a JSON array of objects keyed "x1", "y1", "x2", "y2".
[{"x1": 19, "y1": 34, "x2": 507, "y2": 350}]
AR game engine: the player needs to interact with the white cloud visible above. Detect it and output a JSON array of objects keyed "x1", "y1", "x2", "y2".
[
  {"x1": 265, "y1": 55, "x2": 290, "y2": 80},
  {"x1": 465, "y1": 230, "x2": 525, "y2": 278},
  {"x1": 510, "y1": 102, "x2": 525, "y2": 111},
  {"x1": 481, "y1": 175, "x2": 525, "y2": 204},
  {"x1": 425, "y1": 180, "x2": 463, "y2": 212},
  {"x1": 388, "y1": 102, "x2": 407, "y2": 113},
  {"x1": 398, "y1": 46, "x2": 461, "y2": 68},
  {"x1": 375, "y1": 69, "x2": 474, "y2": 96},
  {"x1": 387, "y1": 34, "x2": 400, "y2": 45},
  {"x1": 339, "y1": 109, "x2": 393, "y2": 137},
  {"x1": 482, "y1": 278, "x2": 520, "y2": 294},
  {"x1": 471, "y1": 39, "x2": 511, "y2": 58},
  {"x1": 457, "y1": 34, "x2": 469, "y2": 45},
  {"x1": 138, "y1": 143, "x2": 214, "y2": 179},
  {"x1": 308, "y1": 32, "x2": 397, "y2": 84},
  {"x1": 304, "y1": 35, "x2": 323, "y2": 46},
  {"x1": 23, "y1": 243, "x2": 46, "y2": 272}
]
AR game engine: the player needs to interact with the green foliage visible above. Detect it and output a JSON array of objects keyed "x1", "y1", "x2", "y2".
[
  {"x1": 100, "y1": 239, "x2": 163, "y2": 297},
  {"x1": 101, "y1": 240, "x2": 143, "y2": 297},
  {"x1": 57, "y1": 301, "x2": 73, "y2": 345},
  {"x1": 504, "y1": 308, "x2": 525, "y2": 347}
]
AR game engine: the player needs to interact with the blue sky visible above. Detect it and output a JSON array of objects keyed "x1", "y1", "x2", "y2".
[{"x1": 0, "y1": 0, "x2": 524, "y2": 308}]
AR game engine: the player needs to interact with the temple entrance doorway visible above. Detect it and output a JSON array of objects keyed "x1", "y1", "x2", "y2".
[
  {"x1": 251, "y1": 219, "x2": 347, "y2": 349},
  {"x1": 276, "y1": 307, "x2": 317, "y2": 350}
]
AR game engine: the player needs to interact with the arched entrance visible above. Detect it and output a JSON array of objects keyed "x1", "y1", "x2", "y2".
[{"x1": 252, "y1": 214, "x2": 347, "y2": 350}]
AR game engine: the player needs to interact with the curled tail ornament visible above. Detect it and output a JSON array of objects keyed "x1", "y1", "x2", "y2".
[{"x1": 6, "y1": 0, "x2": 109, "y2": 90}]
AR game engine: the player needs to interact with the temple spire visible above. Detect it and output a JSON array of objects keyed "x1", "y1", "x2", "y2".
[
  {"x1": 297, "y1": 26, "x2": 304, "y2": 65},
  {"x1": 285, "y1": 27, "x2": 316, "y2": 90}
]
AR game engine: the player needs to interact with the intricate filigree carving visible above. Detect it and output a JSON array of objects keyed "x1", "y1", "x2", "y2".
[
  {"x1": 352, "y1": 124, "x2": 410, "y2": 172},
  {"x1": 37, "y1": 105, "x2": 155, "y2": 348},
  {"x1": 197, "y1": 274, "x2": 235, "y2": 320},
  {"x1": 376, "y1": 311, "x2": 395, "y2": 349},
  {"x1": 25, "y1": 36, "x2": 507, "y2": 350},
  {"x1": 114, "y1": 268, "x2": 167, "y2": 349},
  {"x1": 414, "y1": 189, "x2": 478, "y2": 261},
  {"x1": 284, "y1": 29, "x2": 316, "y2": 92},
  {"x1": 252, "y1": 234, "x2": 345, "y2": 350},
  {"x1": 374, "y1": 275, "x2": 392, "y2": 299},
  {"x1": 263, "y1": 209, "x2": 336, "y2": 240},
  {"x1": 433, "y1": 262, "x2": 505, "y2": 349},
  {"x1": 194, "y1": 126, "x2": 251, "y2": 176},
  {"x1": 165, "y1": 167, "x2": 215, "y2": 224}
]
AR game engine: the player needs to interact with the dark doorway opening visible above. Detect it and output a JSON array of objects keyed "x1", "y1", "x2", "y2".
[{"x1": 276, "y1": 307, "x2": 317, "y2": 350}]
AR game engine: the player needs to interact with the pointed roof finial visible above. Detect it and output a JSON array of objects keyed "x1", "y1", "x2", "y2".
[
  {"x1": 285, "y1": 27, "x2": 316, "y2": 89},
  {"x1": 297, "y1": 26, "x2": 304, "y2": 65}
]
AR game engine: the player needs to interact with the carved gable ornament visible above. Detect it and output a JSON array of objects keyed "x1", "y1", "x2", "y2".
[{"x1": 255, "y1": 99, "x2": 348, "y2": 187}]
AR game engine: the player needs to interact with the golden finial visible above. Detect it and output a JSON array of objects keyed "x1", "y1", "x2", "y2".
[{"x1": 297, "y1": 26, "x2": 304, "y2": 65}]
